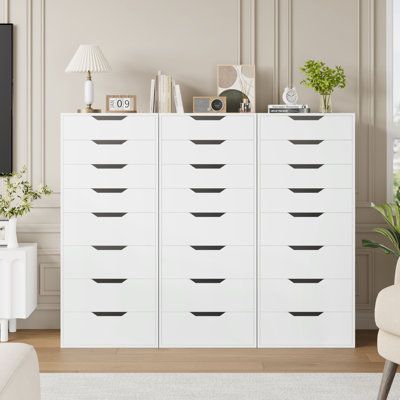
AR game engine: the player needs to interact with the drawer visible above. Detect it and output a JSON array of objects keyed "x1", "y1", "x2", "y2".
[
  {"x1": 258, "y1": 114, "x2": 354, "y2": 140},
  {"x1": 160, "y1": 114, "x2": 255, "y2": 140},
  {"x1": 260, "y1": 140, "x2": 352, "y2": 164},
  {"x1": 162, "y1": 188, "x2": 254, "y2": 212},
  {"x1": 162, "y1": 165, "x2": 254, "y2": 188},
  {"x1": 260, "y1": 188, "x2": 352, "y2": 212},
  {"x1": 63, "y1": 213, "x2": 155, "y2": 245},
  {"x1": 63, "y1": 164, "x2": 155, "y2": 188},
  {"x1": 161, "y1": 245, "x2": 254, "y2": 278},
  {"x1": 161, "y1": 140, "x2": 254, "y2": 164},
  {"x1": 62, "y1": 312, "x2": 157, "y2": 348},
  {"x1": 64, "y1": 140, "x2": 155, "y2": 164},
  {"x1": 160, "y1": 312, "x2": 255, "y2": 347},
  {"x1": 260, "y1": 279, "x2": 352, "y2": 312},
  {"x1": 63, "y1": 246, "x2": 156, "y2": 278},
  {"x1": 63, "y1": 188, "x2": 156, "y2": 212},
  {"x1": 260, "y1": 165, "x2": 352, "y2": 188},
  {"x1": 162, "y1": 279, "x2": 254, "y2": 312},
  {"x1": 62, "y1": 114, "x2": 157, "y2": 140},
  {"x1": 259, "y1": 312, "x2": 353, "y2": 347},
  {"x1": 260, "y1": 213, "x2": 352, "y2": 245},
  {"x1": 63, "y1": 279, "x2": 156, "y2": 312},
  {"x1": 260, "y1": 246, "x2": 352, "y2": 279},
  {"x1": 162, "y1": 213, "x2": 254, "y2": 245}
]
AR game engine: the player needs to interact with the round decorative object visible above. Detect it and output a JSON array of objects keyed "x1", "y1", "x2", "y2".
[
  {"x1": 282, "y1": 87, "x2": 298, "y2": 105},
  {"x1": 219, "y1": 89, "x2": 249, "y2": 113}
]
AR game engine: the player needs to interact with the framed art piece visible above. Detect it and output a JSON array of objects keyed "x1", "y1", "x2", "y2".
[
  {"x1": 106, "y1": 95, "x2": 136, "y2": 113},
  {"x1": 0, "y1": 220, "x2": 8, "y2": 246},
  {"x1": 217, "y1": 64, "x2": 255, "y2": 113}
]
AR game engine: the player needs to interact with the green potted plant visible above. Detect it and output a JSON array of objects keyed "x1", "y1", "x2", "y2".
[
  {"x1": 300, "y1": 59, "x2": 346, "y2": 113},
  {"x1": 0, "y1": 166, "x2": 51, "y2": 248}
]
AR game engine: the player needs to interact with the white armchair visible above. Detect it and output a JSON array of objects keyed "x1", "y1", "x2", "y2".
[{"x1": 375, "y1": 260, "x2": 400, "y2": 399}]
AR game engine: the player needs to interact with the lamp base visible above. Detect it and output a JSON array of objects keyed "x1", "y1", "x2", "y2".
[{"x1": 77, "y1": 106, "x2": 101, "y2": 113}]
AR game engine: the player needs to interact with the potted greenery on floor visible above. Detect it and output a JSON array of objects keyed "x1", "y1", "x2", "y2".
[{"x1": 0, "y1": 166, "x2": 51, "y2": 248}]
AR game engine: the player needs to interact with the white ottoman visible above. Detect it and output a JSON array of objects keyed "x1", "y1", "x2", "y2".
[{"x1": 0, "y1": 344, "x2": 40, "y2": 400}]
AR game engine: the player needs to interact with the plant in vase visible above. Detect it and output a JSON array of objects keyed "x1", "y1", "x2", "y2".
[
  {"x1": 0, "y1": 166, "x2": 51, "y2": 248},
  {"x1": 300, "y1": 59, "x2": 346, "y2": 113}
]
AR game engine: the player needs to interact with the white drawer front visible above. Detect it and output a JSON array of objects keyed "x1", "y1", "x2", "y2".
[
  {"x1": 63, "y1": 245, "x2": 156, "y2": 278},
  {"x1": 160, "y1": 114, "x2": 255, "y2": 140},
  {"x1": 161, "y1": 245, "x2": 254, "y2": 278},
  {"x1": 260, "y1": 246, "x2": 352, "y2": 279},
  {"x1": 63, "y1": 188, "x2": 156, "y2": 212},
  {"x1": 162, "y1": 188, "x2": 254, "y2": 212},
  {"x1": 260, "y1": 140, "x2": 352, "y2": 164},
  {"x1": 162, "y1": 213, "x2": 254, "y2": 245},
  {"x1": 259, "y1": 312, "x2": 353, "y2": 347},
  {"x1": 260, "y1": 279, "x2": 352, "y2": 312},
  {"x1": 258, "y1": 114, "x2": 354, "y2": 140},
  {"x1": 63, "y1": 213, "x2": 155, "y2": 245},
  {"x1": 260, "y1": 213, "x2": 352, "y2": 245},
  {"x1": 260, "y1": 165, "x2": 352, "y2": 188},
  {"x1": 161, "y1": 312, "x2": 255, "y2": 347},
  {"x1": 162, "y1": 279, "x2": 254, "y2": 312},
  {"x1": 63, "y1": 312, "x2": 157, "y2": 348},
  {"x1": 260, "y1": 188, "x2": 352, "y2": 212},
  {"x1": 161, "y1": 140, "x2": 254, "y2": 164},
  {"x1": 64, "y1": 279, "x2": 156, "y2": 312},
  {"x1": 62, "y1": 115, "x2": 157, "y2": 140},
  {"x1": 162, "y1": 165, "x2": 254, "y2": 188},
  {"x1": 63, "y1": 164, "x2": 155, "y2": 188},
  {"x1": 64, "y1": 140, "x2": 155, "y2": 164}
]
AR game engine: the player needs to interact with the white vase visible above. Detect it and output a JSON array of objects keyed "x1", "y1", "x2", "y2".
[{"x1": 7, "y1": 217, "x2": 18, "y2": 249}]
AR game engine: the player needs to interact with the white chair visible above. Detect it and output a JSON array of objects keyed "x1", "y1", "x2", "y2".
[
  {"x1": 375, "y1": 261, "x2": 400, "y2": 399},
  {"x1": 0, "y1": 343, "x2": 40, "y2": 400}
]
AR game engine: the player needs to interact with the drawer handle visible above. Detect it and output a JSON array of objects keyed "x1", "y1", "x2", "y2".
[
  {"x1": 92, "y1": 116, "x2": 127, "y2": 121},
  {"x1": 289, "y1": 246, "x2": 323, "y2": 251},
  {"x1": 92, "y1": 279, "x2": 127, "y2": 284},
  {"x1": 289, "y1": 279, "x2": 323, "y2": 284},
  {"x1": 92, "y1": 164, "x2": 127, "y2": 169},
  {"x1": 190, "y1": 312, "x2": 225, "y2": 316},
  {"x1": 190, "y1": 116, "x2": 225, "y2": 121},
  {"x1": 190, "y1": 188, "x2": 225, "y2": 193},
  {"x1": 190, "y1": 212, "x2": 225, "y2": 218},
  {"x1": 92, "y1": 188, "x2": 127, "y2": 193},
  {"x1": 289, "y1": 188, "x2": 323, "y2": 193},
  {"x1": 289, "y1": 116, "x2": 323, "y2": 121},
  {"x1": 190, "y1": 140, "x2": 225, "y2": 145},
  {"x1": 191, "y1": 245, "x2": 225, "y2": 250},
  {"x1": 92, "y1": 140, "x2": 127, "y2": 145},
  {"x1": 92, "y1": 312, "x2": 127, "y2": 316},
  {"x1": 289, "y1": 212, "x2": 323, "y2": 218},
  {"x1": 190, "y1": 279, "x2": 225, "y2": 284},
  {"x1": 92, "y1": 245, "x2": 127, "y2": 250},
  {"x1": 289, "y1": 312, "x2": 323, "y2": 317},
  {"x1": 191, "y1": 164, "x2": 225, "y2": 169},
  {"x1": 288, "y1": 140, "x2": 323, "y2": 145},
  {"x1": 92, "y1": 212, "x2": 127, "y2": 218},
  {"x1": 289, "y1": 164, "x2": 323, "y2": 169}
]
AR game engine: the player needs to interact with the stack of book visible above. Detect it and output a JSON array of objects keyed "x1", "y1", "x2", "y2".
[
  {"x1": 268, "y1": 104, "x2": 310, "y2": 113},
  {"x1": 149, "y1": 71, "x2": 184, "y2": 113}
]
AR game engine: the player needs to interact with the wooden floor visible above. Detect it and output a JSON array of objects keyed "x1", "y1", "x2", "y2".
[{"x1": 7, "y1": 330, "x2": 384, "y2": 373}]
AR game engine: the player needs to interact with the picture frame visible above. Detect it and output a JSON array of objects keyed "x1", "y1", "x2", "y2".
[
  {"x1": 106, "y1": 95, "x2": 137, "y2": 113},
  {"x1": 0, "y1": 220, "x2": 8, "y2": 246}
]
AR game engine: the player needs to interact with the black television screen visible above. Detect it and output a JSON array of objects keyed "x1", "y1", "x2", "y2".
[{"x1": 0, "y1": 23, "x2": 12, "y2": 175}]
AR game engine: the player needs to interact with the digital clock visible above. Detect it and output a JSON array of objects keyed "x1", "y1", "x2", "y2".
[{"x1": 106, "y1": 95, "x2": 136, "y2": 113}]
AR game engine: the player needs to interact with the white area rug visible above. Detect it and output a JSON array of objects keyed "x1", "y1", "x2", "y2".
[{"x1": 40, "y1": 373, "x2": 400, "y2": 400}]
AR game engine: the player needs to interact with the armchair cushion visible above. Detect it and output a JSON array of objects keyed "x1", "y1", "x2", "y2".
[{"x1": 375, "y1": 284, "x2": 400, "y2": 336}]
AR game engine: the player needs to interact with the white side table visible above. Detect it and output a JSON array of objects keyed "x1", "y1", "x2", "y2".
[{"x1": 0, "y1": 244, "x2": 37, "y2": 342}]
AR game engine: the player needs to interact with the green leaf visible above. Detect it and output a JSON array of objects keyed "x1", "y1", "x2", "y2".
[{"x1": 362, "y1": 239, "x2": 398, "y2": 256}]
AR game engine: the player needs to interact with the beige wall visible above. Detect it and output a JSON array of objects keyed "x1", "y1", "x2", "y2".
[{"x1": 0, "y1": 0, "x2": 390, "y2": 329}]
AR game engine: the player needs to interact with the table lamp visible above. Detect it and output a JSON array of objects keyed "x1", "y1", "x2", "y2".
[{"x1": 65, "y1": 44, "x2": 111, "y2": 113}]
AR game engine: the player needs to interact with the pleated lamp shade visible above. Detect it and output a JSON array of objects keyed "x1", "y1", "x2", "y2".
[{"x1": 65, "y1": 45, "x2": 111, "y2": 73}]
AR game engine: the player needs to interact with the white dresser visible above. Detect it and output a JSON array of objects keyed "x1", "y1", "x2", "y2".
[{"x1": 60, "y1": 112, "x2": 354, "y2": 348}]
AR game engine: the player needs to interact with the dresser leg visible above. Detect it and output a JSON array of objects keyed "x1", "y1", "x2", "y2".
[
  {"x1": 8, "y1": 319, "x2": 16, "y2": 333},
  {"x1": 0, "y1": 319, "x2": 8, "y2": 342}
]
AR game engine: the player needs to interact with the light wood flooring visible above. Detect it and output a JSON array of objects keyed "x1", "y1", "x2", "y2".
[{"x1": 7, "y1": 330, "x2": 384, "y2": 373}]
